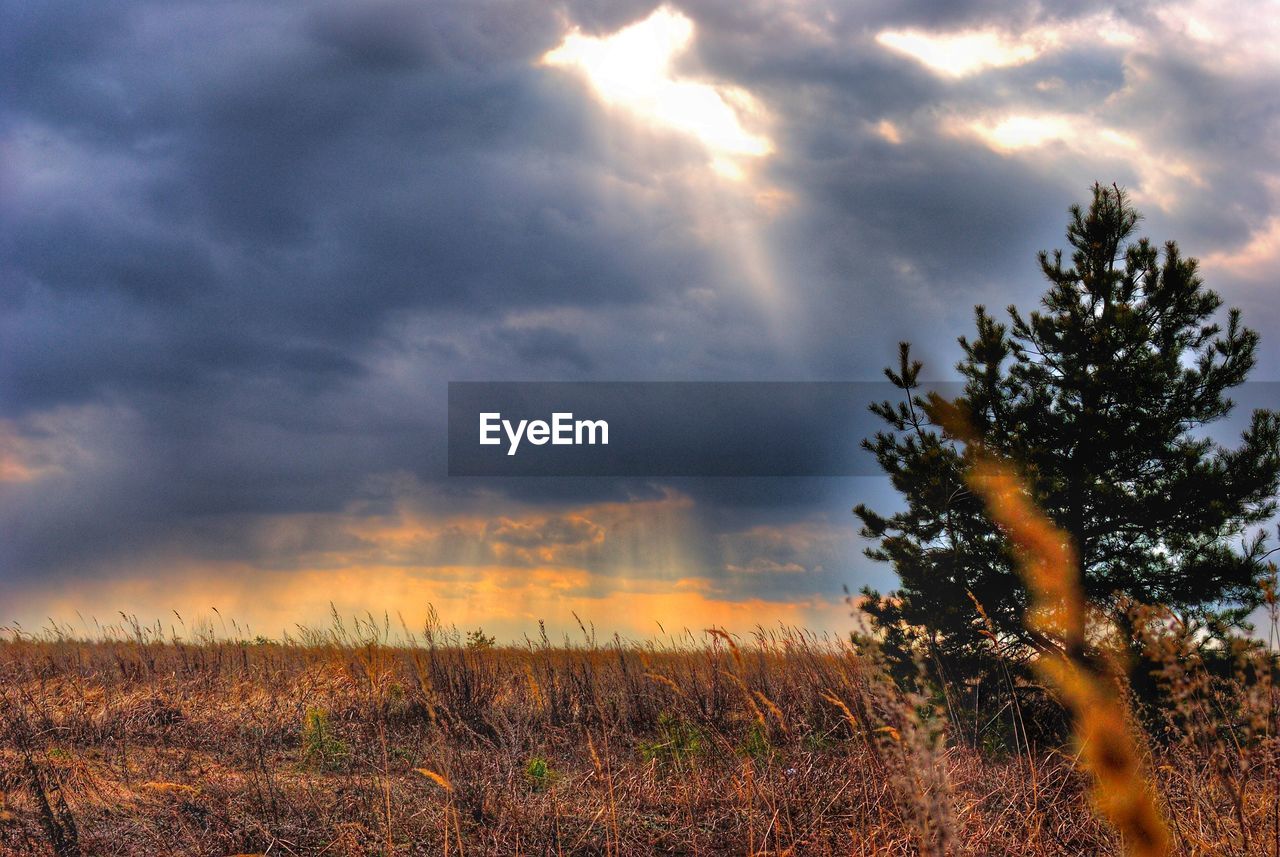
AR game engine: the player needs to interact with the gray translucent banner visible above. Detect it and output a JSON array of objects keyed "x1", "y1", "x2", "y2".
[
  {"x1": 447, "y1": 381, "x2": 1280, "y2": 477},
  {"x1": 449, "y1": 381, "x2": 952, "y2": 476}
]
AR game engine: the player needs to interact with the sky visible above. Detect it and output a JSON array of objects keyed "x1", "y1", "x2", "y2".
[{"x1": 2, "y1": 0, "x2": 1279, "y2": 641}]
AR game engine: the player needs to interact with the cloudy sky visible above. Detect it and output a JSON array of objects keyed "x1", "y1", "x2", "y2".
[{"x1": 2, "y1": 0, "x2": 1278, "y2": 640}]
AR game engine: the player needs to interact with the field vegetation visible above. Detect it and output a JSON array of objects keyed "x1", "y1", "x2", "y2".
[{"x1": 0, "y1": 587, "x2": 1276, "y2": 855}]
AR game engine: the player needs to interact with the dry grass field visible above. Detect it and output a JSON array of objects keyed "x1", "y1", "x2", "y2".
[{"x1": 0, "y1": 598, "x2": 1276, "y2": 857}]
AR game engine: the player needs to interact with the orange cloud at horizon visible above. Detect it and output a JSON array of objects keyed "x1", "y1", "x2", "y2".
[
  {"x1": 5, "y1": 559, "x2": 855, "y2": 644},
  {"x1": 3, "y1": 481, "x2": 861, "y2": 643}
]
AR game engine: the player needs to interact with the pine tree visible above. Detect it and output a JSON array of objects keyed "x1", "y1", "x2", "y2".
[{"x1": 856, "y1": 184, "x2": 1280, "y2": 684}]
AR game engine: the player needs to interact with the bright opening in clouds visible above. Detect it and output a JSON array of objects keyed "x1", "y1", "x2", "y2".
[
  {"x1": 875, "y1": 14, "x2": 1143, "y2": 78},
  {"x1": 950, "y1": 112, "x2": 1205, "y2": 211},
  {"x1": 542, "y1": 6, "x2": 772, "y2": 179},
  {"x1": 974, "y1": 115, "x2": 1075, "y2": 151},
  {"x1": 875, "y1": 28, "x2": 1041, "y2": 77}
]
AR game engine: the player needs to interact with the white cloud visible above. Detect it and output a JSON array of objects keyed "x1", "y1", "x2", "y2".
[
  {"x1": 1203, "y1": 216, "x2": 1280, "y2": 279},
  {"x1": 875, "y1": 28, "x2": 1042, "y2": 77},
  {"x1": 1153, "y1": 1, "x2": 1280, "y2": 73},
  {"x1": 875, "y1": 13, "x2": 1139, "y2": 78},
  {"x1": 873, "y1": 118, "x2": 904, "y2": 145},
  {"x1": 948, "y1": 112, "x2": 1204, "y2": 211}
]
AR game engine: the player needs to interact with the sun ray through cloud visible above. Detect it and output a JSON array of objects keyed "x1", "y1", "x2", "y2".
[{"x1": 539, "y1": 5, "x2": 798, "y2": 353}]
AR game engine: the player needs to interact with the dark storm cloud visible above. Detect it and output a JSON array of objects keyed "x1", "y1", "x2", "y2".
[
  {"x1": 0, "y1": 0, "x2": 746, "y2": 579},
  {"x1": 2, "y1": 0, "x2": 1278, "y2": 615},
  {"x1": 1, "y1": 0, "x2": 725, "y2": 412}
]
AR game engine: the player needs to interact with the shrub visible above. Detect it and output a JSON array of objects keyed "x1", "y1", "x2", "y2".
[
  {"x1": 524, "y1": 756, "x2": 556, "y2": 791},
  {"x1": 301, "y1": 708, "x2": 348, "y2": 771}
]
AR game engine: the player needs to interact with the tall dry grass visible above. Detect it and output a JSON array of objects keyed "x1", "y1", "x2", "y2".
[{"x1": 0, "y1": 590, "x2": 1275, "y2": 855}]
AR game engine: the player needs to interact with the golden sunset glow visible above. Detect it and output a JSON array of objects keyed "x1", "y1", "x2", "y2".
[
  {"x1": 13, "y1": 561, "x2": 851, "y2": 643},
  {"x1": 3, "y1": 489, "x2": 852, "y2": 641}
]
